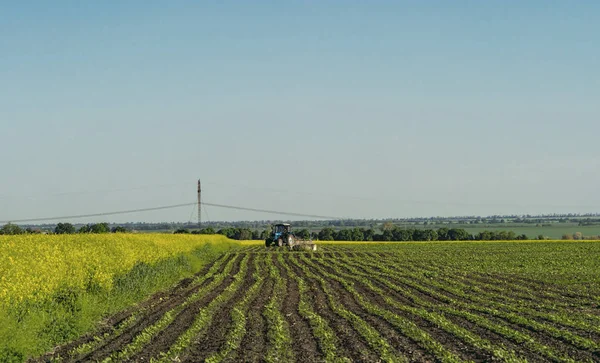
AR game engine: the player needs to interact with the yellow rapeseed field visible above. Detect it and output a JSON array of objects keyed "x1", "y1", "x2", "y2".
[{"x1": 0, "y1": 233, "x2": 235, "y2": 308}]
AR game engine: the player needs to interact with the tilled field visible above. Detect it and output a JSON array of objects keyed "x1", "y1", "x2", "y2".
[{"x1": 36, "y1": 245, "x2": 600, "y2": 363}]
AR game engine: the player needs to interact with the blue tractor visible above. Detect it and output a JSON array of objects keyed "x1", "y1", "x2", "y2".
[
  {"x1": 265, "y1": 223, "x2": 294, "y2": 247},
  {"x1": 265, "y1": 223, "x2": 317, "y2": 250}
]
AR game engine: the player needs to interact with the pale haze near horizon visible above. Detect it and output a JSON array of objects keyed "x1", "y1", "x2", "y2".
[{"x1": 1, "y1": 2, "x2": 598, "y2": 224}]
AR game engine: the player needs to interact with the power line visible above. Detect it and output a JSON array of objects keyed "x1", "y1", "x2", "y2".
[
  {"x1": 2, "y1": 178, "x2": 597, "y2": 210},
  {"x1": 0, "y1": 201, "x2": 342, "y2": 224},
  {"x1": 202, "y1": 202, "x2": 341, "y2": 220},
  {"x1": 0, "y1": 203, "x2": 197, "y2": 224}
]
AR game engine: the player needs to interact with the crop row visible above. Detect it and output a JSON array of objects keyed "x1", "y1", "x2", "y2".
[
  {"x1": 322, "y1": 252, "x2": 598, "y2": 362},
  {"x1": 324, "y1": 253, "x2": 574, "y2": 362},
  {"x1": 37, "y1": 246, "x2": 599, "y2": 363},
  {"x1": 152, "y1": 253, "x2": 252, "y2": 362},
  {"x1": 68, "y1": 252, "x2": 235, "y2": 359},
  {"x1": 363, "y1": 252, "x2": 600, "y2": 335}
]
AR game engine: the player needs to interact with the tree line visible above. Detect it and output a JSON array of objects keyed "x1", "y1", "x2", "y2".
[
  {"x1": 311, "y1": 227, "x2": 531, "y2": 241},
  {"x1": 6, "y1": 223, "x2": 591, "y2": 241},
  {"x1": 173, "y1": 226, "x2": 533, "y2": 241},
  {"x1": 0, "y1": 223, "x2": 129, "y2": 235}
]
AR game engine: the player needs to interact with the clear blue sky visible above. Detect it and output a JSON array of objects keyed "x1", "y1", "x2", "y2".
[{"x1": 1, "y1": 1, "x2": 599, "y2": 223}]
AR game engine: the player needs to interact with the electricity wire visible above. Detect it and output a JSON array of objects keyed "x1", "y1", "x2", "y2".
[{"x1": 0, "y1": 201, "x2": 341, "y2": 224}]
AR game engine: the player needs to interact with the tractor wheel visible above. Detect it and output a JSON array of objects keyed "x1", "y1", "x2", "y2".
[{"x1": 277, "y1": 238, "x2": 283, "y2": 247}]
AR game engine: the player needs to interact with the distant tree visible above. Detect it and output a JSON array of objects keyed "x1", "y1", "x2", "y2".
[
  {"x1": 562, "y1": 234, "x2": 574, "y2": 240},
  {"x1": 350, "y1": 228, "x2": 364, "y2": 241},
  {"x1": 111, "y1": 226, "x2": 128, "y2": 233},
  {"x1": 1, "y1": 223, "x2": 24, "y2": 235},
  {"x1": 252, "y1": 230, "x2": 261, "y2": 240},
  {"x1": 296, "y1": 229, "x2": 310, "y2": 240},
  {"x1": 318, "y1": 228, "x2": 335, "y2": 241},
  {"x1": 448, "y1": 228, "x2": 470, "y2": 241},
  {"x1": 496, "y1": 231, "x2": 509, "y2": 240},
  {"x1": 420, "y1": 229, "x2": 438, "y2": 241},
  {"x1": 392, "y1": 228, "x2": 412, "y2": 241},
  {"x1": 363, "y1": 228, "x2": 375, "y2": 241},
  {"x1": 437, "y1": 227, "x2": 449, "y2": 241},
  {"x1": 199, "y1": 227, "x2": 215, "y2": 234},
  {"x1": 380, "y1": 229, "x2": 393, "y2": 241},
  {"x1": 235, "y1": 228, "x2": 253, "y2": 240},
  {"x1": 174, "y1": 228, "x2": 190, "y2": 234},
  {"x1": 91, "y1": 223, "x2": 110, "y2": 234},
  {"x1": 78, "y1": 224, "x2": 92, "y2": 233},
  {"x1": 260, "y1": 229, "x2": 269, "y2": 240},
  {"x1": 335, "y1": 229, "x2": 352, "y2": 241},
  {"x1": 55, "y1": 222, "x2": 76, "y2": 234},
  {"x1": 476, "y1": 231, "x2": 493, "y2": 241},
  {"x1": 516, "y1": 234, "x2": 528, "y2": 240},
  {"x1": 25, "y1": 227, "x2": 42, "y2": 234},
  {"x1": 217, "y1": 228, "x2": 236, "y2": 239},
  {"x1": 573, "y1": 232, "x2": 583, "y2": 240}
]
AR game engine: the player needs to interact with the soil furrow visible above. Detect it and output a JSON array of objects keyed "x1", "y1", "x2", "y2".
[
  {"x1": 274, "y1": 253, "x2": 321, "y2": 363},
  {"x1": 310, "y1": 256, "x2": 483, "y2": 362},
  {"x1": 285, "y1": 256, "x2": 372, "y2": 362},
  {"x1": 127, "y1": 254, "x2": 251, "y2": 362},
  {"x1": 29, "y1": 245, "x2": 600, "y2": 363},
  {"x1": 78, "y1": 253, "x2": 244, "y2": 362},
  {"x1": 34, "y1": 253, "x2": 235, "y2": 362},
  {"x1": 409, "y1": 261, "x2": 597, "y2": 309},
  {"x1": 375, "y1": 256, "x2": 600, "y2": 323},
  {"x1": 180, "y1": 253, "x2": 258, "y2": 362},
  {"x1": 474, "y1": 309, "x2": 599, "y2": 362},
  {"x1": 286, "y1": 254, "x2": 382, "y2": 362},
  {"x1": 325, "y1": 256, "x2": 547, "y2": 362},
  {"x1": 234, "y1": 255, "x2": 274, "y2": 363},
  {"x1": 362, "y1": 257, "x2": 599, "y2": 362}
]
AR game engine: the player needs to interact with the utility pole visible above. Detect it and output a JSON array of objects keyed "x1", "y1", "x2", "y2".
[{"x1": 197, "y1": 179, "x2": 201, "y2": 229}]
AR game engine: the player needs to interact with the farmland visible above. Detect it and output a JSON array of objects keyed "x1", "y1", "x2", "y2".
[
  {"x1": 0, "y1": 234, "x2": 240, "y2": 362},
  {"x1": 26, "y1": 240, "x2": 600, "y2": 363}
]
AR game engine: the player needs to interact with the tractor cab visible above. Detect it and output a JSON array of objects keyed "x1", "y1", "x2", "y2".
[
  {"x1": 266, "y1": 223, "x2": 293, "y2": 247},
  {"x1": 273, "y1": 223, "x2": 291, "y2": 240}
]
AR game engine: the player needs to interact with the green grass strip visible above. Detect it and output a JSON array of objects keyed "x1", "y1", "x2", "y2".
[
  {"x1": 98, "y1": 253, "x2": 240, "y2": 362},
  {"x1": 69, "y1": 253, "x2": 232, "y2": 359}
]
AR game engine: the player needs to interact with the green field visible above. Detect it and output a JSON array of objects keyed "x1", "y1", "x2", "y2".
[
  {"x1": 7, "y1": 238, "x2": 596, "y2": 362},
  {"x1": 391, "y1": 224, "x2": 600, "y2": 240}
]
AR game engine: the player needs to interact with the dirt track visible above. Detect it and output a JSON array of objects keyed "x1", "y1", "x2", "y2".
[{"x1": 33, "y1": 247, "x2": 600, "y2": 363}]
